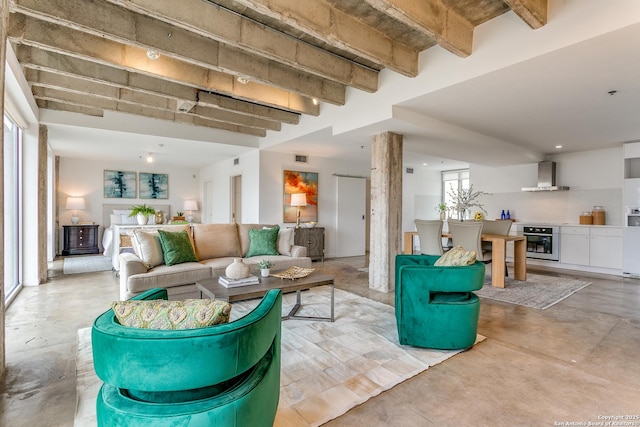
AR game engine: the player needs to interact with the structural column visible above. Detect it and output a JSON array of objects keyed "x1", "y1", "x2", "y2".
[
  {"x1": 369, "y1": 132, "x2": 403, "y2": 292},
  {"x1": 1, "y1": 0, "x2": 9, "y2": 379},
  {"x1": 38, "y1": 126, "x2": 48, "y2": 284}
]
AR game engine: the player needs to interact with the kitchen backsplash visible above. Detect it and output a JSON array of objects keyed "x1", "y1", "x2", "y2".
[{"x1": 481, "y1": 188, "x2": 622, "y2": 225}]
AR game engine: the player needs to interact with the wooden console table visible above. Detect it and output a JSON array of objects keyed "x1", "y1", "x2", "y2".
[{"x1": 403, "y1": 231, "x2": 526, "y2": 288}]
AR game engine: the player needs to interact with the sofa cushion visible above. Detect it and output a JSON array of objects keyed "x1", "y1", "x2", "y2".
[
  {"x1": 434, "y1": 245, "x2": 477, "y2": 266},
  {"x1": 126, "y1": 262, "x2": 211, "y2": 294},
  {"x1": 238, "y1": 224, "x2": 277, "y2": 256},
  {"x1": 192, "y1": 224, "x2": 241, "y2": 260},
  {"x1": 157, "y1": 230, "x2": 198, "y2": 266},
  {"x1": 246, "y1": 226, "x2": 280, "y2": 258},
  {"x1": 263, "y1": 227, "x2": 294, "y2": 256},
  {"x1": 111, "y1": 299, "x2": 231, "y2": 329},
  {"x1": 130, "y1": 230, "x2": 164, "y2": 269}
]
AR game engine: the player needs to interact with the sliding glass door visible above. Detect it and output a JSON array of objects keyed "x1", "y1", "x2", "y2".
[{"x1": 4, "y1": 113, "x2": 22, "y2": 304}]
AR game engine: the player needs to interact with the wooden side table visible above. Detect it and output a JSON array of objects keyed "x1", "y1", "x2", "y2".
[
  {"x1": 62, "y1": 224, "x2": 100, "y2": 256},
  {"x1": 293, "y1": 227, "x2": 325, "y2": 262}
]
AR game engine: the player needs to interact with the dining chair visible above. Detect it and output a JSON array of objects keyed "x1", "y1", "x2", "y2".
[
  {"x1": 414, "y1": 219, "x2": 444, "y2": 255},
  {"x1": 447, "y1": 220, "x2": 488, "y2": 262},
  {"x1": 481, "y1": 219, "x2": 513, "y2": 275}
]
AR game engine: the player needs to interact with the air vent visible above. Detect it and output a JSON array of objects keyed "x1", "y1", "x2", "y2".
[
  {"x1": 295, "y1": 154, "x2": 308, "y2": 163},
  {"x1": 233, "y1": 158, "x2": 239, "y2": 165},
  {"x1": 406, "y1": 168, "x2": 414, "y2": 174}
]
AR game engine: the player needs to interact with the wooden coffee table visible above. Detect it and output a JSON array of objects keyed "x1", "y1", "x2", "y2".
[{"x1": 196, "y1": 272, "x2": 335, "y2": 322}]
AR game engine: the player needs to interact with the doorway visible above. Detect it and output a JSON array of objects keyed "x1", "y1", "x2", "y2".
[
  {"x1": 335, "y1": 175, "x2": 368, "y2": 257},
  {"x1": 231, "y1": 175, "x2": 242, "y2": 223}
]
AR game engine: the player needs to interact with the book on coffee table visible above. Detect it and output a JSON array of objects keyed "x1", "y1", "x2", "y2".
[{"x1": 218, "y1": 275, "x2": 259, "y2": 288}]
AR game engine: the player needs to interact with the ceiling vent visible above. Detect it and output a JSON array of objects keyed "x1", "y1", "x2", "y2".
[
  {"x1": 522, "y1": 161, "x2": 569, "y2": 191},
  {"x1": 295, "y1": 154, "x2": 308, "y2": 163}
]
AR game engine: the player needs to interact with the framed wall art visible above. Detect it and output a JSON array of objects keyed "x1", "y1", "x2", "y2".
[
  {"x1": 283, "y1": 170, "x2": 318, "y2": 223},
  {"x1": 139, "y1": 173, "x2": 169, "y2": 199},
  {"x1": 104, "y1": 170, "x2": 136, "y2": 199}
]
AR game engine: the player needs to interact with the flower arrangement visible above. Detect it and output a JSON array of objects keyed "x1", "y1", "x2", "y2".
[
  {"x1": 447, "y1": 184, "x2": 490, "y2": 220},
  {"x1": 258, "y1": 260, "x2": 274, "y2": 269},
  {"x1": 473, "y1": 211, "x2": 484, "y2": 221}
]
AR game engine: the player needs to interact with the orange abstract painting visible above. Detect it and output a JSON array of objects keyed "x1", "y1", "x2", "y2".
[{"x1": 283, "y1": 170, "x2": 318, "y2": 223}]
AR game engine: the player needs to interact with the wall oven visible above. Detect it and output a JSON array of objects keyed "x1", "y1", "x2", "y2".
[{"x1": 520, "y1": 226, "x2": 560, "y2": 261}]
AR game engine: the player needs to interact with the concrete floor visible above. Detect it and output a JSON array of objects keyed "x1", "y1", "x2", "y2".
[{"x1": 1, "y1": 256, "x2": 639, "y2": 426}]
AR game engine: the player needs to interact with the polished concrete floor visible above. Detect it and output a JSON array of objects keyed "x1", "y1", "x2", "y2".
[{"x1": 1, "y1": 256, "x2": 639, "y2": 426}]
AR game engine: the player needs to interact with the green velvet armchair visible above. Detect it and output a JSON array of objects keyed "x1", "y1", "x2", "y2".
[
  {"x1": 395, "y1": 255, "x2": 485, "y2": 350},
  {"x1": 92, "y1": 287, "x2": 282, "y2": 427}
]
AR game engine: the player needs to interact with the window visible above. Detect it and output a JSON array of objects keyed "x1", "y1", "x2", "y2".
[
  {"x1": 4, "y1": 113, "x2": 22, "y2": 304},
  {"x1": 442, "y1": 169, "x2": 469, "y2": 220}
]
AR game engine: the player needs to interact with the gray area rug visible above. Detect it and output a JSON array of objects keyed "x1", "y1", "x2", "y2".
[
  {"x1": 63, "y1": 256, "x2": 112, "y2": 275},
  {"x1": 477, "y1": 273, "x2": 591, "y2": 309},
  {"x1": 75, "y1": 287, "x2": 484, "y2": 427}
]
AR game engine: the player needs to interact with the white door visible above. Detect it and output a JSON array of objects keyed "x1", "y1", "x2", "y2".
[{"x1": 335, "y1": 176, "x2": 366, "y2": 257}]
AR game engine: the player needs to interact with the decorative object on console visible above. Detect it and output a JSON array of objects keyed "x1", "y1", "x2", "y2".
[
  {"x1": 225, "y1": 257, "x2": 250, "y2": 280},
  {"x1": 283, "y1": 170, "x2": 318, "y2": 224},
  {"x1": 447, "y1": 184, "x2": 490, "y2": 220},
  {"x1": 290, "y1": 193, "x2": 307, "y2": 228},
  {"x1": 128, "y1": 204, "x2": 156, "y2": 225},
  {"x1": 104, "y1": 170, "x2": 136, "y2": 199},
  {"x1": 65, "y1": 196, "x2": 86, "y2": 225},
  {"x1": 173, "y1": 211, "x2": 185, "y2": 221},
  {"x1": 154, "y1": 210, "x2": 165, "y2": 224},
  {"x1": 183, "y1": 200, "x2": 198, "y2": 223},
  {"x1": 139, "y1": 172, "x2": 168, "y2": 199}
]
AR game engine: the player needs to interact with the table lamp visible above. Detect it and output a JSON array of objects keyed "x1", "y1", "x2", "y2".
[
  {"x1": 290, "y1": 193, "x2": 307, "y2": 228},
  {"x1": 183, "y1": 200, "x2": 198, "y2": 223},
  {"x1": 66, "y1": 196, "x2": 86, "y2": 225}
]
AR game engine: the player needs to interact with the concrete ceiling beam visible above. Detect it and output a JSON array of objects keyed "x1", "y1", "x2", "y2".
[
  {"x1": 104, "y1": 0, "x2": 379, "y2": 92},
  {"x1": 8, "y1": 13, "x2": 320, "y2": 115},
  {"x1": 503, "y1": 0, "x2": 547, "y2": 29}
]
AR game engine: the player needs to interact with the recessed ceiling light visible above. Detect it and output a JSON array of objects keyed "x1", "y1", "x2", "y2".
[
  {"x1": 555, "y1": 145, "x2": 563, "y2": 149},
  {"x1": 146, "y1": 153, "x2": 154, "y2": 163},
  {"x1": 146, "y1": 49, "x2": 160, "y2": 60},
  {"x1": 422, "y1": 163, "x2": 428, "y2": 166}
]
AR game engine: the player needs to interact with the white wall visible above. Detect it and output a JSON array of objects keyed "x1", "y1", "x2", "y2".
[
  {"x1": 58, "y1": 157, "x2": 200, "y2": 251},
  {"x1": 403, "y1": 167, "x2": 442, "y2": 231},
  {"x1": 471, "y1": 148, "x2": 623, "y2": 225}
]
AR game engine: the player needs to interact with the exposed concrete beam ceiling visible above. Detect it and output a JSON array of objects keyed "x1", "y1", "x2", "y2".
[{"x1": 8, "y1": 0, "x2": 532, "y2": 142}]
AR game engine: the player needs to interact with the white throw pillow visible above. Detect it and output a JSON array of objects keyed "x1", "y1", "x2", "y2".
[
  {"x1": 120, "y1": 214, "x2": 138, "y2": 225},
  {"x1": 130, "y1": 230, "x2": 164, "y2": 268},
  {"x1": 264, "y1": 226, "x2": 294, "y2": 256}
]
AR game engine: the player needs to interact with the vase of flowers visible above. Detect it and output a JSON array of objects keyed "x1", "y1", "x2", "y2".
[{"x1": 447, "y1": 184, "x2": 490, "y2": 221}]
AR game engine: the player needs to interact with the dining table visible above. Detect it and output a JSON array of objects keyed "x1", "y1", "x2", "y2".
[{"x1": 403, "y1": 231, "x2": 527, "y2": 288}]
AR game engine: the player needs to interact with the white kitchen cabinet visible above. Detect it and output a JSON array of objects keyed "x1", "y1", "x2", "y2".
[
  {"x1": 560, "y1": 226, "x2": 590, "y2": 265},
  {"x1": 589, "y1": 227, "x2": 623, "y2": 269}
]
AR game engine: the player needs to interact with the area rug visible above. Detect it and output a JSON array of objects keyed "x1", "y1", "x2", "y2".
[
  {"x1": 75, "y1": 287, "x2": 484, "y2": 427},
  {"x1": 477, "y1": 273, "x2": 591, "y2": 309},
  {"x1": 63, "y1": 256, "x2": 112, "y2": 275}
]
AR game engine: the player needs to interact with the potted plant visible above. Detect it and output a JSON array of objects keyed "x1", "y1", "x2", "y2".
[
  {"x1": 258, "y1": 259, "x2": 274, "y2": 277},
  {"x1": 435, "y1": 203, "x2": 448, "y2": 220},
  {"x1": 129, "y1": 204, "x2": 156, "y2": 225},
  {"x1": 173, "y1": 211, "x2": 185, "y2": 221}
]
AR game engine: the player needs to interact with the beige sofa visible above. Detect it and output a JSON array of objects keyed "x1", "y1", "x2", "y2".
[{"x1": 119, "y1": 223, "x2": 312, "y2": 300}]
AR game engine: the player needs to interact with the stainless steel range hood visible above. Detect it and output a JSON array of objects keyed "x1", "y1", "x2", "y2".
[{"x1": 521, "y1": 161, "x2": 569, "y2": 192}]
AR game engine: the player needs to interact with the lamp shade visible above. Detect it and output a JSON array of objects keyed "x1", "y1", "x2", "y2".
[
  {"x1": 290, "y1": 193, "x2": 307, "y2": 207},
  {"x1": 65, "y1": 197, "x2": 86, "y2": 210},
  {"x1": 183, "y1": 200, "x2": 198, "y2": 211}
]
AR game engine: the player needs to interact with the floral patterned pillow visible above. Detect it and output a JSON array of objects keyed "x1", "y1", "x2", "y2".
[
  {"x1": 111, "y1": 299, "x2": 231, "y2": 330},
  {"x1": 434, "y1": 245, "x2": 477, "y2": 266}
]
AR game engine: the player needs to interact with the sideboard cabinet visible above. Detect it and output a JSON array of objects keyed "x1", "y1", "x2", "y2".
[
  {"x1": 62, "y1": 225, "x2": 100, "y2": 256},
  {"x1": 294, "y1": 227, "x2": 325, "y2": 262}
]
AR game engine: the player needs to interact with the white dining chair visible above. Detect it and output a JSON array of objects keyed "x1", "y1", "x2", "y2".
[
  {"x1": 447, "y1": 220, "x2": 487, "y2": 262},
  {"x1": 414, "y1": 219, "x2": 444, "y2": 255}
]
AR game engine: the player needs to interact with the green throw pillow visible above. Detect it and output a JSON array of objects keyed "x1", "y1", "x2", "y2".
[
  {"x1": 111, "y1": 299, "x2": 231, "y2": 330},
  {"x1": 245, "y1": 226, "x2": 280, "y2": 258},
  {"x1": 157, "y1": 229, "x2": 197, "y2": 266},
  {"x1": 434, "y1": 245, "x2": 477, "y2": 266}
]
